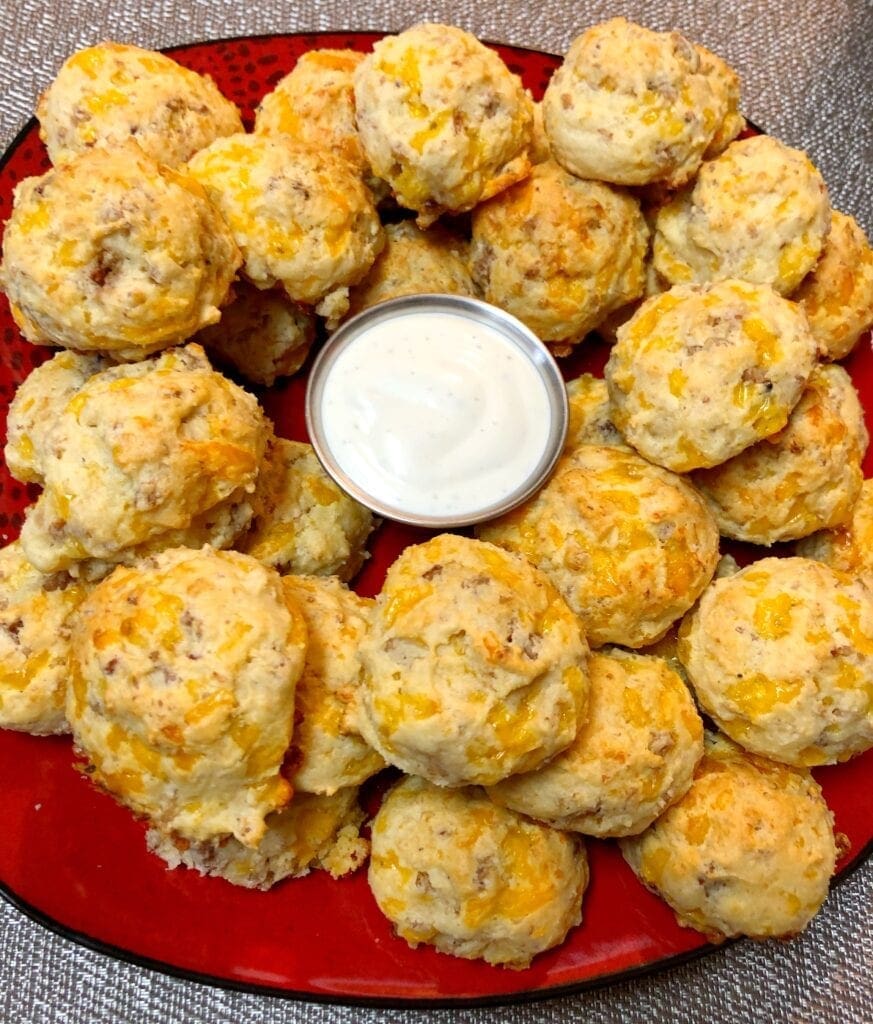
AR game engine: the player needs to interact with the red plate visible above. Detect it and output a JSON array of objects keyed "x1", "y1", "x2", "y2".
[{"x1": 0, "y1": 31, "x2": 870, "y2": 1008}]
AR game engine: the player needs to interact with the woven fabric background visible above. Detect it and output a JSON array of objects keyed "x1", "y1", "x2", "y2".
[{"x1": 0, "y1": 2, "x2": 870, "y2": 1022}]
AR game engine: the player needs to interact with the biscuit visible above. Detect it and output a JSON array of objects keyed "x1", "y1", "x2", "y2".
[
  {"x1": 195, "y1": 283, "x2": 316, "y2": 387},
  {"x1": 17, "y1": 344, "x2": 268, "y2": 574},
  {"x1": 0, "y1": 141, "x2": 240, "y2": 360},
  {"x1": 693, "y1": 364, "x2": 868, "y2": 544},
  {"x1": 254, "y1": 49, "x2": 380, "y2": 191},
  {"x1": 678, "y1": 557, "x2": 873, "y2": 766},
  {"x1": 605, "y1": 280, "x2": 819, "y2": 471},
  {"x1": 240, "y1": 438, "x2": 375, "y2": 581},
  {"x1": 792, "y1": 210, "x2": 873, "y2": 360},
  {"x1": 147, "y1": 786, "x2": 368, "y2": 888},
  {"x1": 36, "y1": 41, "x2": 243, "y2": 168},
  {"x1": 5, "y1": 350, "x2": 111, "y2": 484},
  {"x1": 281, "y1": 575, "x2": 385, "y2": 795},
  {"x1": 470, "y1": 160, "x2": 648, "y2": 347},
  {"x1": 620, "y1": 733, "x2": 837, "y2": 940},
  {"x1": 542, "y1": 18, "x2": 718, "y2": 188},
  {"x1": 185, "y1": 133, "x2": 383, "y2": 325},
  {"x1": 68, "y1": 546, "x2": 307, "y2": 846},
  {"x1": 529, "y1": 102, "x2": 552, "y2": 164},
  {"x1": 0, "y1": 541, "x2": 91, "y2": 735},
  {"x1": 653, "y1": 135, "x2": 830, "y2": 295},
  {"x1": 562, "y1": 374, "x2": 629, "y2": 452},
  {"x1": 478, "y1": 445, "x2": 720, "y2": 648},
  {"x1": 353, "y1": 23, "x2": 533, "y2": 225},
  {"x1": 346, "y1": 220, "x2": 474, "y2": 318},
  {"x1": 695, "y1": 45, "x2": 745, "y2": 158},
  {"x1": 797, "y1": 478, "x2": 873, "y2": 588},
  {"x1": 368, "y1": 775, "x2": 589, "y2": 968},
  {"x1": 358, "y1": 534, "x2": 589, "y2": 787},
  {"x1": 488, "y1": 648, "x2": 703, "y2": 837}
]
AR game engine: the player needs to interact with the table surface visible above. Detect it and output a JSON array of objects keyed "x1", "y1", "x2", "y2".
[{"x1": 0, "y1": 2, "x2": 870, "y2": 1022}]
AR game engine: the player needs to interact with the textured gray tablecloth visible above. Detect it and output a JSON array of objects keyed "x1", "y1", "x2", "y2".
[{"x1": 0, "y1": 2, "x2": 870, "y2": 1022}]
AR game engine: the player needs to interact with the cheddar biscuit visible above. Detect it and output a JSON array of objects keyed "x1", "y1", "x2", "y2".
[
  {"x1": 693, "y1": 364, "x2": 868, "y2": 544},
  {"x1": 620, "y1": 734, "x2": 837, "y2": 940},
  {"x1": 695, "y1": 45, "x2": 745, "y2": 158},
  {"x1": 0, "y1": 141, "x2": 240, "y2": 360},
  {"x1": 346, "y1": 220, "x2": 474, "y2": 318},
  {"x1": 792, "y1": 210, "x2": 873, "y2": 360},
  {"x1": 185, "y1": 133, "x2": 383, "y2": 326},
  {"x1": 562, "y1": 374, "x2": 629, "y2": 452},
  {"x1": 797, "y1": 478, "x2": 873, "y2": 588},
  {"x1": 604, "y1": 281, "x2": 819, "y2": 471},
  {"x1": 353, "y1": 23, "x2": 533, "y2": 225},
  {"x1": 470, "y1": 160, "x2": 648, "y2": 347},
  {"x1": 0, "y1": 541, "x2": 91, "y2": 735},
  {"x1": 368, "y1": 776, "x2": 589, "y2": 968},
  {"x1": 478, "y1": 445, "x2": 719, "y2": 648},
  {"x1": 5, "y1": 350, "x2": 111, "y2": 484},
  {"x1": 36, "y1": 41, "x2": 243, "y2": 168},
  {"x1": 17, "y1": 344, "x2": 268, "y2": 574},
  {"x1": 147, "y1": 787, "x2": 368, "y2": 888},
  {"x1": 542, "y1": 18, "x2": 719, "y2": 187},
  {"x1": 281, "y1": 575, "x2": 385, "y2": 795},
  {"x1": 196, "y1": 283, "x2": 316, "y2": 387},
  {"x1": 358, "y1": 534, "x2": 589, "y2": 787},
  {"x1": 240, "y1": 438, "x2": 375, "y2": 582},
  {"x1": 254, "y1": 48, "x2": 383, "y2": 195},
  {"x1": 488, "y1": 648, "x2": 704, "y2": 837},
  {"x1": 653, "y1": 135, "x2": 830, "y2": 295},
  {"x1": 678, "y1": 557, "x2": 873, "y2": 766},
  {"x1": 68, "y1": 546, "x2": 307, "y2": 846}
]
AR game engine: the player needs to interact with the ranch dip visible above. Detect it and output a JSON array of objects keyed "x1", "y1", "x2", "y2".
[{"x1": 306, "y1": 296, "x2": 566, "y2": 526}]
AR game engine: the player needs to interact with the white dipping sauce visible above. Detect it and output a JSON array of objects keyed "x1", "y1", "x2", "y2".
[{"x1": 318, "y1": 310, "x2": 553, "y2": 518}]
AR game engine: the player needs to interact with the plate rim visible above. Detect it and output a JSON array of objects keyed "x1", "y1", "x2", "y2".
[
  {"x1": 2, "y1": 838, "x2": 871, "y2": 1009},
  {"x1": 0, "y1": 27, "x2": 870, "y2": 1009}
]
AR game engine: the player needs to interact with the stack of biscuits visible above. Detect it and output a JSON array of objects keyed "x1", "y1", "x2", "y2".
[{"x1": 0, "y1": 17, "x2": 871, "y2": 971}]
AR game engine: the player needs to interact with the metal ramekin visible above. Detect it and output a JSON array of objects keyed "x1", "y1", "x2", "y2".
[{"x1": 305, "y1": 294, "x2": 568, "y2": 528}]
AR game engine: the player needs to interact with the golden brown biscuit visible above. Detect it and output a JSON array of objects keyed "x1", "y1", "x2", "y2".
[
  {"x1": 797, "y1": 478, "x2": 873, "y2": 588},
  {"x1": 695, "y1": 45, "x2": 745, "y2": 158},
  {"x1": 693, "y1": 364, "x2": 869, "y2": 544},
  {"x1": 620, "y1": 733, "x2": 837, "y2": 940},
  {"x1": 0, "y1": 141, "x2": 240, "y2": 360},
  {"x1": 478, "y1": 445, "x2": 720, "y2": 648},
  {"x1": 605, "y1": 281, "x2": 819, "y2": 471},
  {"x1": 353, "y1": 23, "x2": 533, "y2": 225},
  {"x1": 185, "y1": 133, "x2": 383, "y2": 325},
  {"x1": 653, "y1": 136, "x2": 830, "y2": 295},
  {"x1": 358, "y1": 534, "x2": 589, "y2": 787},
  {"x1": 529, "y1": 102, "x2": 552, "y2": 164},
  {"x1": 368, "y1": 776, "x2": 589, "y2": 968},
  {"x1": 254, "y1": 49, "x2": 380, "y2": 190},
  {"x1": 678, "y1": 557, "x2": 873, "y2": 766},
  {"x1": 147, "y1": 787, "x2": 368, "y2": 888},
  {"x1": 562, "y1": 374, "x2": 629, "y2": 452},
  {"x1": 346, "y1": 220, "x2": 474, "y2": 318},
  {"x1": 280, "y1": 575, "x2": 385, "y2": 795},
  {"x1": 4, "y1": 350, "x2": 111, "y2": 484},
  {"x1": 542, "y1": 18, "x2": 718, "y2": 188},
  {"x1": 36, "y1": 41, "x2": 243, "y2": 168},
  {"x1": 195, "y1": 283, "x2": 316, "y2": 387},
  {"x1": 592, "y1": 253, "x2": 664, "y2": 345},
  {"x1": 68, "y1": 546, "x2": 307, "y2": 846},
  {"x1": 0, "y1": 540, "x2": 91, "y2": 735},
  {"x1": 17, "y1": 344, "x2": 268, "y2": 574},
  {"x1": 488, "y1": 648, "x2": 703, "y2": 837},
  {"x1": 470, "y1": 160, "x2": 648, "y2": 347},
  {"x1": 792, "y1": 210, "x2": 873, "y2": 360},
  {"x1": 240, "y1": 438, "x2": 375, "y2": 581}
]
